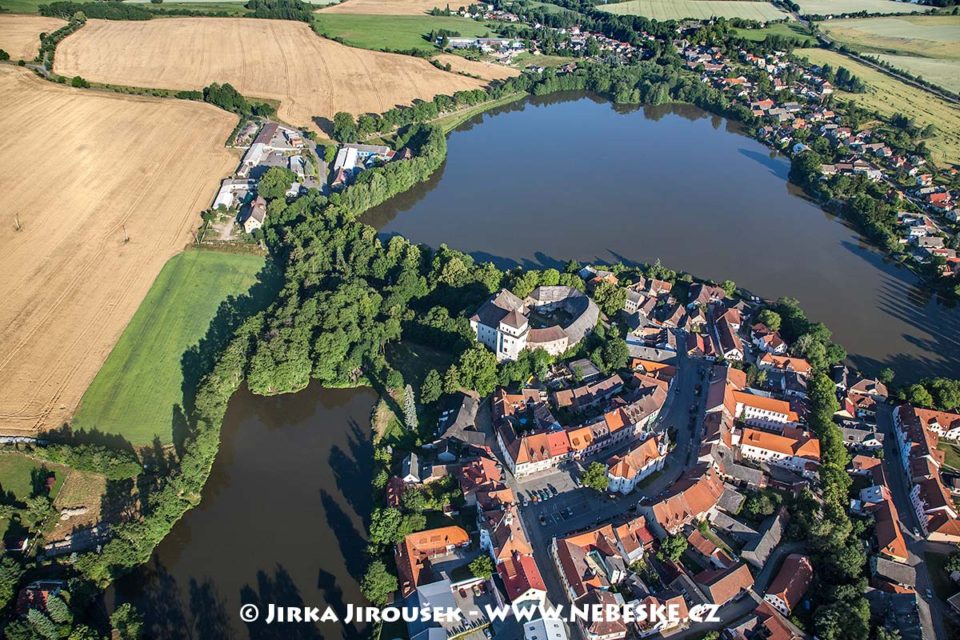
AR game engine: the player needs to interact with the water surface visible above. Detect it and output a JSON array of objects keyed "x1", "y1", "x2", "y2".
[
  {"x1": 366, "y1": 93, "x2": 960, "y2": 381},
  {"x1": 112, "y1": 384, "x2": 376, "y2": 640}
]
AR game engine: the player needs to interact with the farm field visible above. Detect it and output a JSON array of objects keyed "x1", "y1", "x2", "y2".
[
  {"x1": 313, "y1": 13, "x2": 497, "y2": 52},
  {"x1": 72, "y1": 250, "x2": 269, "y2": 446},
  {"x1": 820, "y1": 16, "x2": 960, "y2": 93},
  {"x1": 795, "y1": 0, "x2": 931, "y2": 15},
  {"x1": 54, "y1": 18, "x2": 487, "y2": 127},
  {"x1": 434, "y1": 53, "x2": 521, "y2": 80},
  {"x1": 0, "y1": 15, "x2": 63, "y2": 60},
  {"x1": 733, "y1": 21, "x2": 817, "y2": 45},
  {"x1": 0, "y1": 66, "x2": 238, "y2": 436},
  {"x1": 318, "y1": 0, "x2": 446, "y2": 14},
  {"x1": 598, "y1": 0, "x2": 789, "y2": 21},
  {"x1": 798, "y1": 48, "x2": 960, "y2": 165},
  {"x1": 875, "y1": 53, "x2": 960, "y2": 93}
]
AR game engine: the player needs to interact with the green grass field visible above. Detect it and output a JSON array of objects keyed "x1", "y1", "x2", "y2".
[
  {"x1": 313, "y1": 14, "x2": 498, "y2": 52},
  {"x1": 796, "y1": 0, "x2": 931, "y2": 16},
  {"x1": 734, "y1": 22, "x2": 817, "y2": 45},
  {"x1": 0, "y1": 452, "x2": 68, "y2": 501},
  {"x1": 72, "y1": 249, "x2": 271, "y2": 447},
  {"x1": 820, "y1": 16, "x2": 960, "y2": 93},
  {"x1": 798, "y1": 47, "x2": 960, "y2": 166},
  {"x1": 599, "y1": 0, "x2": 789, "y2": 22}
]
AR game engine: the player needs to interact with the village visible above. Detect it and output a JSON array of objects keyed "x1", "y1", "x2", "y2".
[{"x1": 376, "y1": 261, "x2": 960, "y2": 640}]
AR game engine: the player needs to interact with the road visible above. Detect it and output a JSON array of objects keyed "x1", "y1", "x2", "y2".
[
  {"x1": 494, "y1": 350, "x2": 721, "y2": 638},
  {"x1": 877, "y1": 405, "x2": 950, "y2": 640}
]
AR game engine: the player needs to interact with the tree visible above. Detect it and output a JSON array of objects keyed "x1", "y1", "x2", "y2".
[
  {"x1": 657, "y1": 534, "x2": 687, "y2": 562},
  {"x1": 581, "y1": 461, "x2": 609, "y2": 492},
  {"x1": 257, "y1": 166, "x2": 296, "y2": 200},
  {"x1": 756, "y1": 309, "x2": 781, "y2": 332},
  {"x1": 720, "y1": 279, "x2": 736, "y2": 297},
  {"x1": 421, "y1": 369, "x2": 442, "y2": 404},
  {"x1": 469, "y1": 554, "x2": 494, "y2": 579},
  {"x1": 368, "y1": 507, "x2": 403, "y2": 546},
  {"x1": 593, "y1": 281, "x2": 627, "y2": 317},
  {"x1": 878, "y1": 367, "x2": 894, "y2": 385},
  {"x1": 906, "y1": 384, "x2": 934, "y2": 408},
  {"x1": 361, "y1": 560, "x2": 398, "y2": 606},
  {"x1": 443, "y1": 364, "x2": 461, "y2": 394},
  {"x1": 332, "y1": 111, "x2": 358, "y2": 142},
  {"x1": 0, "y1": 556, "x2": 25, "y2": 610},
  {"x1": 457, "y1": 345, "x2": 498, "y2": 396},
  {"x1": 402, "y1": 384, "x2": 419, "y2": 431}
]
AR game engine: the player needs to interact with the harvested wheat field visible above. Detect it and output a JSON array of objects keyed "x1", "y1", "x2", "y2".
[
  {"x1": 0, "y1": 66, "x2": 238, "y2": 435},
  {"x1": 54, "y1": 18, "x2": 487, "y2": 129},
  {"x1": 434, "y1": 54, "x2": 521, "y2": 81},
  {"x1": 0, "y1": 15, "x2": 64, "y2": 61},
  {"x1": 320, "y1": 0, "x2": 445, "y2": 15}
]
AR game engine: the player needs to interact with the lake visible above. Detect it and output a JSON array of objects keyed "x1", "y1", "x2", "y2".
[
  {"x1": 110, "y1": 383, "x2": 377, "y2": 640},
  {"x1": 365, "y1": 93, "x2": 960, "y2": 382}
]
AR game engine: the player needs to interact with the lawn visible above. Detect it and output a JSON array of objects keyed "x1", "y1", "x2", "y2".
[
  {"x1": 797, "y1": 48, "x2": 960, "y2": 166},
  {"x1": 796, "y1": 0, "x2": 931, "y2": 16},
  {"x1": 313, "y1": 14, "x2": 499, "y2": 52},
  {"x1": 0, "y1": 451, "x2": 68, "y2": 502},
  {"x1": 510, "y1": 51, "x2": 578, "y2": 68},
  {"x1": 939, "y1": 441, "x2": 960, "y2": 470},
  {"x1": 72, "y1": 249, "x2": 273, "y2": 447},
  {"x1": 874, "y1": 54, "x2": 960, "y2": 94},
  {"x1": 733, "y1": 22, "x2": 818, "y2": 45},
  {"x1": 599, "y1": 0, "x2": 790, "y2": 22}
]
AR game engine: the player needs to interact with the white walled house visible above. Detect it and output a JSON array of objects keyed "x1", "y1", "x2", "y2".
[
  {"x1": 607, "y1": 436, "x2": 666, "y2": 494},
  {"x1": 736, "y1": 427, "x2": 820, "y2": 478}
]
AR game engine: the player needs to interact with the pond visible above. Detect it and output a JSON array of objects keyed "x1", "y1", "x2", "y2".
[
  {"x1": 365, "y1": 92, "x2": 960, "y2": 382},
  {"x1": 110, "y1": 383, "x2": 377, "y2": 640}
]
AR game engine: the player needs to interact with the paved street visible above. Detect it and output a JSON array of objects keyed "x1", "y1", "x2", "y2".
[
  {"x1": 877, "y1": 406, "x2": 950, "y2": 640},
  {"x1": 489, "y1": 351, "x2": 715, "y2": 639}
]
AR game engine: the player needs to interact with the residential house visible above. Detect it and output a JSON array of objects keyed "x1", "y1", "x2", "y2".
[
  {"x1": 606, "y1": 436, "x2": 667, "y2": 494},
  {"x1": 693, "y1": 562, "x2": 754, "y2": 606},
  {"x1": 395, "y1": 526, "x2": 470, "y2": 597},
  {"x1": 763, "y1": 554, "x2": 812, "y2": 615}
]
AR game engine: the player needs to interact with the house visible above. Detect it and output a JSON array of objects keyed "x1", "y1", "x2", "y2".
[
  {"x1": 686, "y1": 529, "x2": 733, "y2": 569},
  {"x1": 606, "y1": 436, "x2": 666, "y2": 494},
  {"x1": 240, "y1": 195, "x2": 267, "y2": 234},
  {"x1": 524, "y1": 617, "x2": 569, "y2": 640},
  {"x1": 736, "y1": 426, "x2": 820, "y2": 478},
  {"x1": 724, "y1": 601, "x2": 807, "y2": 640},
  {"x1": 714, "y1": 316, "x2": 744, "y2": 361},
  {"x1": 693, "y1": 562, "x2": 754, "y2": 606},
  {"x1": 841, "y1": 424, "x2": 884, "y2": 450},
  {"x1": 635, "y1": 592, "x2": 688, "y2": 637},
  {"x1": 688, "y1": 283, "x2": 727, "y2": 308},
  {"x1": 870, "y1": 556, "x2": 916, "y2": 593},
  {"x1": 751, "y1": 323, "x2": 787, "y2": 354},
  {"x1": 742, "y1": 508, "x2": 788, "y2": 568},
  {"x1": 401, "y1": 452, "x2": 422, "y2": 484},
  {"x1": 646, "y1": 465, "x2": 725, "y2": 536},
  {"x1": 551, "y1": 520, "x2": 648, "y2": 601},
  {"x1": 757, "y1": 354, "x2": 812, "y2": 377},
  {"x1": 395, "y1": 526, "x2": 470, "y2": 597},
  {"x1": 574, "y1": 590, "x2": 627, "y2": 640},
  {"x1": 498, "y1": 550, "x2": 548, "y2": 608},
  {"x1": 763, "y1": 554, "x2": 812, "y2": 615}
]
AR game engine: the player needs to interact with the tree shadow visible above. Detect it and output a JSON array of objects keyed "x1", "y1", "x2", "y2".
[
  {"x1": 327, "y1": 420, "x2": 374, "y2": 526},
  {"x1": 319, "y1": 489, "x2": 368, "y2": 579},
  {"x1": 240, "y1": 565, "x2": 323, "y2": 640},
  {"x1": 189, "y1": 577, "x2": 234, "y2": 640},
  {"x1": 112, "y1": 557, "x2": 192, "y2": 640},
  {"x1": 42, "y1": 424, "x2": 137, "y2": 456},
  {"x1": 317, "y1": 569, "x2": 366, "y2": 640},
  {"x1": 177, "y1": 258, "x2": 283, "y2": 456},
  {"x1": 30, "y1": 465, "x2": 53, "y2": 498}
]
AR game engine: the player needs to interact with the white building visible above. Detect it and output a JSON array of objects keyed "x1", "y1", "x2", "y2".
[
  {"x1": 736, "y1": 427, "x2": 820, "y2": 478},
  {"x1": 524, "y1": 617, "x2": 570, "y2": 640},
  {"x1": 606, "y1": 436, "x2": 667, "y2": 495}
]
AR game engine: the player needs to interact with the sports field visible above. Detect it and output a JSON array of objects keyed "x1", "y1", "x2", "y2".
[
  {"x1": 54, "y1": 18, "x2": 487, "y2": 127},
  {"x1": 314, "y1": 13, "x2": 497, "y2": 51},
  {"x1": 795, "y1": 0, "x2": 930, "y2": 15},
  {"x1": 798, "y1": 48, "x2": 960, "y2": 165},
  {"x1": 319, "y1": 0, "x2": 445, "y2": 14},
  {"x1": 0, "y1": 15, "x2": 63, "y2": 60},
  {"x1": 599, "y1": 0, "x2": 789, "y2": 21},
  {"x1": 72, "y1": 250, "x2": 267, "y2": 446},
  {"x1": 0, "y1": 66, "x2": 237, "y2": 436}
]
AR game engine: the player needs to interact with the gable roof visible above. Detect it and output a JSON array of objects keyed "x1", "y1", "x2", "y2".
[
  {"x1": 765, "y1": 554, "x2": 813, "y2": 613},
  {"x1": 694, "y1": 562, "x2": 754, "y2": 606}
]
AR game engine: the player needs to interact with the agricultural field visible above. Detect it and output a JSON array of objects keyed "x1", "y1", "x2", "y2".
[
  {"x1": 733, "y1": 21, "x2": 818, "y2": 45},
  {"x1": 820, "y1": 15, "x2": 960, "y2": 93},
  {"x1": 434, "y1": 53, "x2": 521, "y2": 80},
  {"x1": 795, "y1": 0, "x2": 931, "y2": 16},
  {"x1": 54, "y1": 18, "x2": 487, "y2": 127},
  {"x1": 0, "y1": 15, "x2": 63, "y2": 60},
  {"x1": 599, "y1": 0, "x2": 790, "y2": 21},
  {"x1": 314, "y1": 13, "x2": 497, "y2": 51},
  {"x1": 798, "y1": 48, "x2": 960, "y2": 165},
  {"x1": 0, "y1": 66, "x2": 238, "y2": 435},
  {"x1": 72, "y1": 250, "x2": 269, "y2": 446},
  {"x1": 318, "y1": 0, "x2": 446, "y2": 14}
]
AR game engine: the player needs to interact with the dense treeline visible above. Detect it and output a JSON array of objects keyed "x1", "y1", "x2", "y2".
[
  {"x1": 244, "y1": 0, "x2": 312, "y2": 22},
  {"x1": 178, "y1": 83, "x2": 276, "y2": 117},
  {"x1": 35, "y1": 13, "x2": 84, "y2": 68},
  {"x1": 39, "y1": 2, "x2": 152, "y2": 20},
  {"x1": 11, "y1": 443, "x2": 141, "y2": 480}
]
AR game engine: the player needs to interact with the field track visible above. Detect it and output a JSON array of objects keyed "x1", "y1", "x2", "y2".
[
  {"x1": 0, "y1": 66, "x2": 238, "y2": 435},
  {"x1": 0, "y1": 15, "x2": 64, "y2": 60},
  {"x1": 54, "y1": 18, "x2": 488, "y2": 129},
  {"x1": 319, "y1": 0, "x2": 445, "y2": 14}
]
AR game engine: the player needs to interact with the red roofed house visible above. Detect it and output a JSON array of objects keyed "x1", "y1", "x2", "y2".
[
  {"x1": 737, "y1": 426, "x2": 820, "y2": 478},
  {"x1": 606, "y1": 436, "x2": 667, "y2": 495},
  {"x1": 694, "y1": 562, "x2": 755, "y2": 606},
  {"x1": 646, "y1": 465, "x2": 725, "y2": 537},
  {"x1": 763, "y1": 554, "x2": 812, "y2": 615},
  {"x1": 395, "y1": 526, "x2": 470, "y2": 597}
]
